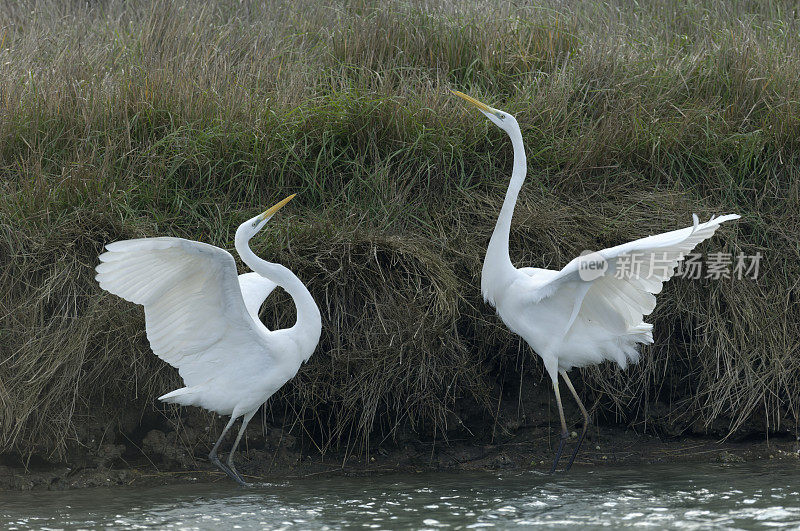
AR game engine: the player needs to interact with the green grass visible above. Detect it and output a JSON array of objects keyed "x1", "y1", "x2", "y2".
[{"x1": 1, "y1": 0, "x2": 798, "y2": 461}]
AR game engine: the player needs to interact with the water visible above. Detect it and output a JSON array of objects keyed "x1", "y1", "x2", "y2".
[{"x1": 2, "y1": 462, "x2": 799, "y2": 529}]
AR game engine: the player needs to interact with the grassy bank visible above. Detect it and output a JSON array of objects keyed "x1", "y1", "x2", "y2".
[{"x1": 1, "y1": 0, "x2": 798, "y2": 462}]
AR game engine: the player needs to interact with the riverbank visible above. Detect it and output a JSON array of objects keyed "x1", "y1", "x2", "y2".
[
  {"x1": 2, "y1": 371, "x2": 797, "y2": 491},
  {"x1": 2, "y1": 428, "x2": 797, "y2": 491}
]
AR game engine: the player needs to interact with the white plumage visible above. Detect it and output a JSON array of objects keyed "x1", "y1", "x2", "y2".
[
  {"x1": 96, "y1": 196, "x2": 321, "y2": 486},
  {"x1": 97, "y1": 238, "x2": 275, "y2": 414},
  {"x1": 506, "y1": 213, "x2": 740, "y2": 374},
  {"x1": 238, "y1": 272, "x2": 278, "y2": 326},
  {"x1": 452, "y1": 90, "x2": 739, "y2": 473}
]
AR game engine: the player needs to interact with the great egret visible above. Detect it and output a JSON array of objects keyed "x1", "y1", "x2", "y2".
[
  {"x1": 452, "y1": 90, "x2": 739, "y2": 473},
  {"x1": 95, "y1": 195, "x2": 321, "y2": 485}
]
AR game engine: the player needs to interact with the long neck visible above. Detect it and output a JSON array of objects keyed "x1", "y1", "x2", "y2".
[
  {"x1": 235, "y1": 231, "x2": 322, "y2": 358},
  {"x1": 484, "y1": 128, "x2": 527, "y2": 279}
]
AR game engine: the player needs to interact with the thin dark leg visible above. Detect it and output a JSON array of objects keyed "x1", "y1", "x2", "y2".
[
  {"x1": 560, "y1": 370, "x2": 589, "y2": 471},
  {"x1": 549, "y1": 374, "x2": 570, "y2": 474},
  {"x1": 209, "y1": 415, "x2": 246, "y2": 485},
  {"x1": 226, "y1": 410, "x2": 256, "y2": 487}
]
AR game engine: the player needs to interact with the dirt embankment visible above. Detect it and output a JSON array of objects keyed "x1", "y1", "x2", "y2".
[
  {"x1": 2, "y1": 426, "x2": 797, "y2": 491},
  {"x1": 2, "y1": 377, "x2": 797, "y2": 491}
]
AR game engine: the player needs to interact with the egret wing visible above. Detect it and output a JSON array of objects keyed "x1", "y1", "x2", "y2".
[
  {"x1": 95, "y1": 237, "x2": 272, "y2": 387},
  {"x1": 238, "y1": 272, "x2": 278, "y2": 327},
  {"x1": 529, "y1": 214, "x2": 740, "y2": 336}
]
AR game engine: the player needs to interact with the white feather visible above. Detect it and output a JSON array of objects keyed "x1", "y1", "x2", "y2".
[
  {"x1": 511, "y1": 214, "x2": 740, "y2": 371},
  {"x1": 95, "y1": 197, "x2": 320, "y2": 485},
  {"x1": 96, "y1": 237, "x2": 281, "y2": 414}
]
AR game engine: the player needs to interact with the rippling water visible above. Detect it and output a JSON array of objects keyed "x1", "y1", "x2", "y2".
[{"x1": 2, "y1": 462, "x2": 799, "y2": 529}]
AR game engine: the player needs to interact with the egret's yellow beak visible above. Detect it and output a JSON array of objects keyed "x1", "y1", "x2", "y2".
[
  {"x1": 259, "y1": 194, "x2": 296, "y2": 221},
  {"x1": 450, "y1": 90, "x2": 499, "y2": 116}
]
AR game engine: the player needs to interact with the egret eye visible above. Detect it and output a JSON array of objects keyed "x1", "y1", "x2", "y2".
[
  {"x1": 252, "y1": 220, "x2": 260, "y2": 228},
  {"x1": 498, "y1": 114, "x2": 506, "y2": 120}
]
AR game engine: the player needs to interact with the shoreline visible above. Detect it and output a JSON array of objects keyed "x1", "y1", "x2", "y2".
[{"x1": 3, "y1": 428, "x2": 797, "y2": 491}]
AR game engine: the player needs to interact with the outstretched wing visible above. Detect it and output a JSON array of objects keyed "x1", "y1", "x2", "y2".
[
  {"x1": 238, "y1": 272, "x2": 278, "y2": 327},
  {"x1": 95, "y1": 237, "x2": 272, "y2": 387},
  {"x1": 529, "y1": 214, "x2": 740, "y2": 338}
]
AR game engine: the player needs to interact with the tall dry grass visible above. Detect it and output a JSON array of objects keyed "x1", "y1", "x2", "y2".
[{"x1": 1, "y1": 0, "x2": 798, "y2": 460}]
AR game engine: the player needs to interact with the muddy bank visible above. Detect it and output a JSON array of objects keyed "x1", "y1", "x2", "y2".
[
  {"x1": 2, "y1": 374, "x2": 798, "y2": 491},
  {"x1": 2, "y1": 427, "x2": 798, "y2": 491}
]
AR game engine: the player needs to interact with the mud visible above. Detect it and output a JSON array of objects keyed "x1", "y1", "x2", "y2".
[
  {"x1": 2, "y1": 418, "x2": 798, "y2": 491},
  {"x1": 2, "y1": 432, "x2": 797, "y2": 491},
  {"x1": 3, "y1": 370, "x2": 797, "y2": 491}
]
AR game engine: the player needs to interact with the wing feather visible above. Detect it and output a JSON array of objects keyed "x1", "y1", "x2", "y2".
[
  {"x1": 238, "y1": 272, "x2": 279, "y2": 327},
  {"x1": 534, "y1": 214, "x2": 739, "y2": 337},
  {"x1": 96, "y1": 237, "x2": 272, "y2": 387}
]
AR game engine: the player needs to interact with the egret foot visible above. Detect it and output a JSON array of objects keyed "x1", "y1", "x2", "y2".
[
  {"x1": 560, "y1": 370, "x2": 589, "y2": 472},
  {"x1": 226, "y1": 459, "x2": 251, "y2": 487},
  {"x1": 549, "y1": 431, "x2": 570, "y2": 474},
  {"x1": 210, "y1": 451, "x2": 247, "y2": 486},
  {"x1": 222, "y1": 410, "x2": 256, "y2": 487}
]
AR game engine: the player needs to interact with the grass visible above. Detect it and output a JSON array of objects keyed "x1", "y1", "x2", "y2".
[{"x1": 1, "y1": 0, "x2": 798, "y2": 461}]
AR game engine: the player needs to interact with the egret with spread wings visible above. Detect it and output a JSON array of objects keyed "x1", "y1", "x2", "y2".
[
  {"x1": 96, "y1": 195, "x2": 321, "y2": 486},
  {"x1": 452, "y1": 90, "x2": 739, "y2": 473}
]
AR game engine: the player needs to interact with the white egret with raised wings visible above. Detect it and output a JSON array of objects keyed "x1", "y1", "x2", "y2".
[
  {"x1": 96, "y1": 195, "x2": 321, "y2": 486},
  {"x1": 452, "y1": 90, "x2": 739, "y2": 473}
]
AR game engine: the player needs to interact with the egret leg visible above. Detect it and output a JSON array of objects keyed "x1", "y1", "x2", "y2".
[
  {"x1": 549, "y1": 374, "x2": 570, "y2": 474},
  {"x1": 560, "y1": 370, "x2": 589, "y2": 471},
  {"x1": 226, "y1": 410, "x2": 256, "y2": 487},
  {"x1": 208, "y1": 416, "x2": 243, "y2": 485}
]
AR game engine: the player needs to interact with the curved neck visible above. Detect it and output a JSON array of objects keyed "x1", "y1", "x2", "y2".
[
  {"x1": 485, "y1": 128, "x2": 527, "y2": 277},
  {"x1": 235, "y1": 231, "x2": 322, "y2": 359}
]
